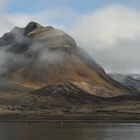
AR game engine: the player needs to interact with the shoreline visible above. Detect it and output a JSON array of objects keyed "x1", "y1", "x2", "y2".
[
  {"x1": 0, "y1": 112, "x2": 140, "y2": 123},
  {"x1": 0, "y1": 119, "x2": 140, "y2": 123}
]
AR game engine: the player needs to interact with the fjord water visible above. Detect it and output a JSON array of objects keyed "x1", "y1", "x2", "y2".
[{"x1": 0, "y1": 123, "x2": 139, "y2": 140}]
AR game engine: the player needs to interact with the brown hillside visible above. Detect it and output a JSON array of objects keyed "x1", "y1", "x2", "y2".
[{"x1": 0, "y1": 22, "x2": 131, "y2": 97}]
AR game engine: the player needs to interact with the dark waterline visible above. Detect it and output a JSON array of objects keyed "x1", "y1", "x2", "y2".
[{"x1": 0, "y1": 123, "x2": 139, "y2": 140}]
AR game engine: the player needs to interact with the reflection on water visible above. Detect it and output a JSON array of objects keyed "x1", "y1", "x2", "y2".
[{"x1": 0, "y1": 123, "x2": 140, "y2": 140}]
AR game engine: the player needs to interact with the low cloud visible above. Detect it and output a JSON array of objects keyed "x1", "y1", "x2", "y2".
[{"x1": 0, "y1": 49, "x2": 27, "y2": 75}]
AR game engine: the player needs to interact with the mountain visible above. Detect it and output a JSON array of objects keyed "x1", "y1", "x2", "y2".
[
  {"x1": 0, "y1": 22, "x2": 130, "y2": 98},
  {"x1": 0, "y1": 22, "x2": 137, "y2": 120},
  {"x1": 109, "y1": 73, "x2": 140, "y2": 93}
]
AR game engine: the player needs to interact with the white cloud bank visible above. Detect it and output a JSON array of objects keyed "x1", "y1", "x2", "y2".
[
  {"x1": 68, "y1": 5, "x2": 140, "y2": 73},
  {"x1": 69, "y1": 5, "x2": 140, "y2": 48},
  {"x1": 0, "y1": 3, "x2": 140, "y2": 73}
]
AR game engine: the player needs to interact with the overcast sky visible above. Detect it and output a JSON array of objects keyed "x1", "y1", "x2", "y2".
[{"x1": 0, "y1": 0, "x2": 140, "y2": 73}]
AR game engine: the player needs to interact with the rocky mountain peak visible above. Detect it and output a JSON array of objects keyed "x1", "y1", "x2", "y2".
[{"x1": 24, "y1": 21, "x2": 43, "y2": 35}]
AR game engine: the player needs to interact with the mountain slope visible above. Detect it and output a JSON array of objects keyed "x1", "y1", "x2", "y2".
[
  {"x1": 0, "y1": 22, "x2": 131, "y2": 98},
  {"x1": 109, "y1": 73, "x2": 140, "y2": 93}
]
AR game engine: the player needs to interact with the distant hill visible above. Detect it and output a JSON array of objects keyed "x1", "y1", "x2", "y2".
[{"x1": 109, "y1": 73, "x2": 140, "y2": 93}]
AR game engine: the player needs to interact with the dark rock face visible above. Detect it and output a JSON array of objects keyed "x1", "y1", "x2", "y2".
[
  {"x1": 32, "y1": 83, "x2": 102, "y2": 104},
  {"x1": 24, "y1": 22, "x2": 42, "y2": 35},
  {"x1": 0, "y1": 26, "x2": 31, "y2": 53}
]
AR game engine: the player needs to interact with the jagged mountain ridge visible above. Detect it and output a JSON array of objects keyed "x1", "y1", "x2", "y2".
[{"x1": 0, "y1": 22, "x2": 131, "y2": 97}]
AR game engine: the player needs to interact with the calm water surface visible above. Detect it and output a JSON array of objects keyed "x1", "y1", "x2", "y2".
[{"x1": 0, "y1": 123, "x2": 140, "y2": 140}]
